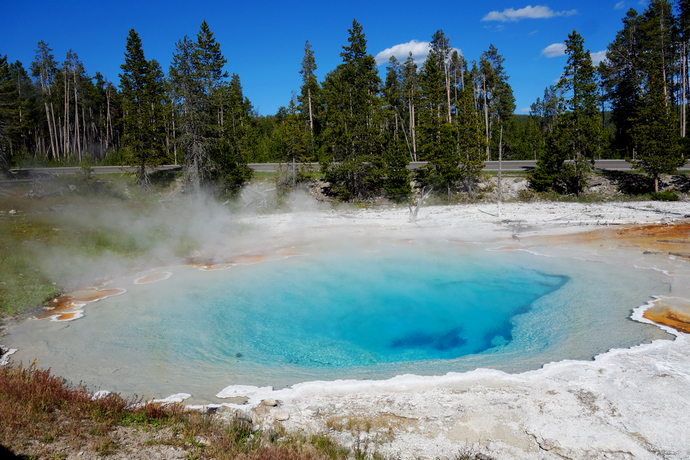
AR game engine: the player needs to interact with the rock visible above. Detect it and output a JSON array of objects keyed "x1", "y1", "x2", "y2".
[
  {"x1": 262, "y1": 398, "x2": 279, "y2": 407},
  {"x1": 303, "y1": 406, "x2": 320, "y2": 417},
  {"x1": 234, "y1": 409, "x2": 253, "y2": 424},
  {"x1": 274, "y1": 411, "x2": 290, "y2": 421},
  {"x1": 91, "y1": 390, "x2": 113, "y2": 400},
  {"x1": 537, "y1": 438, "x2": 557, "y2": 451}
]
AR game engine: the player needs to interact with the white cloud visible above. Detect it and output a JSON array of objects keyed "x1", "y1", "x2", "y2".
[
  {"x1": 518, "y1": 107, "x2": 532, "y2": 113},
  {"x1": 541, "y1": 43, "x2": 567, "y2": 58},
  {"x1": 375, "y1": 40, "x2": 430, "y2": 66},
  {"x1": 482, "y1": 5, "x2": 577, "y2": 22},
  {"x1": 375, "y1": 40, "x2": 462, "y2": 66},
  {"x1": 590, "y1": 50, "x2": 608, "y2": 65},
  {"x1": 614, "y1": 1, "x2": 626, "y2": 9}
]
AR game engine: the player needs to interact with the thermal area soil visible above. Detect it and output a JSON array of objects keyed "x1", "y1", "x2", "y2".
[{"x1": 3, "y1": 201, "x2": 690, "y2": 459}]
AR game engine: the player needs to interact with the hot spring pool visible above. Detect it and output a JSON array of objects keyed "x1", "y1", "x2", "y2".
[{"x1": 6, "y1": 239, "x2": 671, "y2": 403}]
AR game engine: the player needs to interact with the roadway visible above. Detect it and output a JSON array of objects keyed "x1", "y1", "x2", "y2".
[{"x1": 5, "y1": 159, "x2": 688, "y2": 180}]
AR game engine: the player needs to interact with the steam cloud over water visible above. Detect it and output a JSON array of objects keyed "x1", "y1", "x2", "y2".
[{"x1": 5, "y1": 194, "x2": 680, "y2": 405}]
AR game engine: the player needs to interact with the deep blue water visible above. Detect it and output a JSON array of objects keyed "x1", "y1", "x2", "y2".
[{"x1": 198, "y1": 245, "x2": 568, "y2": 367}]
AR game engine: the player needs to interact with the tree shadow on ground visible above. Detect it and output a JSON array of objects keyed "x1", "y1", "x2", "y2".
[
  {"x1": 668, "y1": 174, "x2": 690, "y2": 193},
  {"x1": 149, "y1": 169, "x2": 179, "y2": 189},
  {"x1": 600, "y1": 170, "x2": 654, "y2": 194},
  {"x1": 0, "y1": 445, "x2": 31, "y2": 459}
]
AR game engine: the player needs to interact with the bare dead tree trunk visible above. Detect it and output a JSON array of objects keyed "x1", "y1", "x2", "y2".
[
  {"x1": 307, "y1": 87, "x2": 314, "y2": 133},
  {"x1": 444, "y1": 52, "x2": 452, "y2": 123},
  {"x1": 483, "y1": 75, "x2": 490, "y2": 160},
  {"x1": 408, "y1": 186, "x2": 433, "y2": 223},
  {"x1": 497, "y1": 126, "x2": 503, "y2": 219},
  {"x1": 172, "y1": 111, "x2": 177, "y2": 165},
  {"x1": 472, "y1": 80, "x2": 477, "y2": 111},
  {"x1": 74, "y1": 71, "x2": 81, "y2": 161},
  {"x1": 50, "y1": 103, "x2": 59, "y2": 159},
  {"x1": 396, "y1": 106, "x2": 414, "y2": 161},
  {"x1": 105, "y1": 88, "x2": 111, "y2": 150},
  {"x1": 82, "y1": 106, "x2": 86, "y2": 160},
  {"x1": 409, "y1": 94, "x2": 417, "y2": 161},
  {"x1": 680, "y1": 43, "x2": 688, "y2": 137},
  {"x1": 394, "y1": 109, "x2": 399, "y2": 138},
  {"x1": 64, "y1": 72, "x2": 69, "y2": 156},
  {"x1": 660, "y1": 14, "x2": 669, "y2": 106},
  {"x1": 44, "y1": 103, "x2": 56, "y2": 158}
]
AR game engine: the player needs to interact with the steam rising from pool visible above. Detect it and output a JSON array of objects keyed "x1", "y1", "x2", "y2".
[{"x1": 7, "y1": 238, "x2": 670, "y2": 403}]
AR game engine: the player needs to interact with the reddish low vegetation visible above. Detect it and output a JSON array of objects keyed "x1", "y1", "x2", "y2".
[{"x1": 0, "y1": 363, "x2": 386, "y2": 459}]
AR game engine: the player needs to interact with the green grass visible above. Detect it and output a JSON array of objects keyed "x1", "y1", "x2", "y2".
[{"x1": 0, "y1": 172, "x2": 185, "y2": 317}]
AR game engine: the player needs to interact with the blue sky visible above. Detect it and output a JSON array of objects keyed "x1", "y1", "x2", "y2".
[{"x1": 2, "y1": 1, "x2": 648, "y2": 116}]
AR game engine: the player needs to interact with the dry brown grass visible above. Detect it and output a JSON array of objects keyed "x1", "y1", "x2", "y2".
[
  {"x1": 0, "y1": 362, "x2": 179, "y2": 456},
  {"x1": 0, "y1": 363, "x2": 401, "y2": 459}
]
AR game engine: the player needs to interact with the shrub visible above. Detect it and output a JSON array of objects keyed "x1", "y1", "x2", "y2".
[{"x1": 651, "y1": 190, "x2": 680, "y2": 201}]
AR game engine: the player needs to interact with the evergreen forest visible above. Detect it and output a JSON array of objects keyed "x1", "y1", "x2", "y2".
[{"x1": 1, "y1": 0, "x2": 689, "y2": 200}]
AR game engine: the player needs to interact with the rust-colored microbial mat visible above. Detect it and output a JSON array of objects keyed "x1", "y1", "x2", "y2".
[
  {"x1": 134, "y1": 272, "x2": 172, "y2": 284},
  {"x1": 38, "y1": 288, "x2": 126, "y2": 320},
  {"x1": 526, "y1": 222, "x2": 690, "y2": 258},
  {"x1": 644, "y1": 297, "x2": 690, "y2": 334}
]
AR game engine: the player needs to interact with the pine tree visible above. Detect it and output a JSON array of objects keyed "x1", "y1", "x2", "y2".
[
  {"x1": 169, "y1": 36, "x2": 204, "y2": 191},
  {"x1": 320, "y1": 19, "x2": 383, "y2": 200},
  {"x1": 532, "y1": 31, "x2": 602, "y2": 194},
  {"x1": 0, "y1": 57, "x2": 35, "y2": 169},
  {"x1": 631, "y1": 56, "x2": 685, "y2": 192},
  {"x1": 298, "y1": 40, "x2": 320, "y2": 150},
  {"x1": 30, "y1": 41, "x2": 59, "y2": 159},
  {"x1": 479, "y1": 45, "x2": 515, "y2": 160},
  {"x1": 454, "y1": 82, "x2": 486, "y2": 188},
  {"x1": 401, "y1": 52, "x2": 419, "y2": 160},
  {"x1": 417, "y1": 46, "x2": 457, "y2": 198},
  {"x1": 382, "y1": 55, "x2": 411, "y2": 201},
  {"x1": 0, "y1": 55, "x2": 14, "y2": 175},
  {"x1": 383, "y1": 55, "x2": 402, "y2": 140},
  {"x1": 119, "y1": 29, "x2": 166, "y2": 190},
  {"x1": 601, "y1": 9, "x2": 641, "y2": 158},
  {"x1": 169, "y1": 20, "x2": 251, "y2": 195},
  {"x1": 214, "y1": 73, "x2": 253, "y2": 195}
]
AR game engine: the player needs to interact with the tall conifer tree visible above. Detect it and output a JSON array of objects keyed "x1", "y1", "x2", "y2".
[
  {"x1": 298, "y1": 40, "x2": 320, "y2": 148},
  {"x1": 320, "y1": 19, "x2": 383, "y2": 200},
  {"x1": 119, "y1": 29, "x2": 166, "y2": 190},
  {"x1": 532, "y1": 31, "x2": 601, "y2": 194}
]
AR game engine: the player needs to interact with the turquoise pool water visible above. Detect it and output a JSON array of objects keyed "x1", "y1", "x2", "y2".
[{"x1": 7, "y1": 239, "x2": 671, "y2": 402}]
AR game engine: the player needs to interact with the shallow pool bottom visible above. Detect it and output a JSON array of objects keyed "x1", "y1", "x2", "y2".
[{"x1": 6, "y1": 239, "x2": 672, "y2": 404}]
